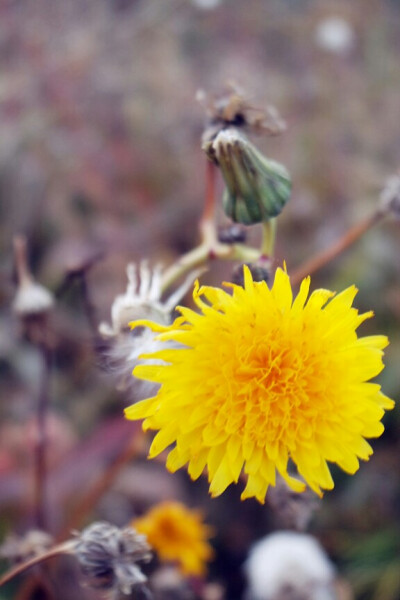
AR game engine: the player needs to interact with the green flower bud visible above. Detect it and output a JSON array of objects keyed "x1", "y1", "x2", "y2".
[{"x1": 209, "y1": 128, "x2": 291, "y2": 225}]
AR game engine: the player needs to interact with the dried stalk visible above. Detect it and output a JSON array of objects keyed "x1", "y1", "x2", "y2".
[
  {"x1": 0, "y1": 542, "x2": 75, "y2": 588},
  {"x1": 34, "y1": 344, "x2": 52, "y2": 530}
]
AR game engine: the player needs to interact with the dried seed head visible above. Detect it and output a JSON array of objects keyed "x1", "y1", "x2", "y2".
[
  {"x1": 206, "y1": 128, "x2": 291, "y2": 225},
  {"x1": 12, "y1": 236, "x2": 54, "y2": 317},
  {"x1": 74, "y1": 522, "x2": 152, "y2": 595},
  {"x1": 99, "y1": 262, "x2": 201, "y2": 337},
  {"x1": 198, "y1": 85, "x2": 286, "y2": 144},
  {"x1": 245, "y1": 532, "x2": 336, "y2": 600},
  {"x1": 99, "y1": 262, "x2": 201, "y2": 402},
  {"x1": 103, "y1": 327, "x2": 176, "y2": 401}
]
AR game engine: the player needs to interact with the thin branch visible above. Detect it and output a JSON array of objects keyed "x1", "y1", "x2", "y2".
[
  {"x1": 201, "y1": 160, "x2": 218, "y2": 234},
  {"x1": 0, "y1": 542, "x2": 75, "y2": 588},
  {"x1": 260, "y1": 219, "x2": 277, "y2": 258},
  {"x1": 34, "y1": 345, "x2": 52, "y2": 530},
  {"x1": 290, "y1": 209, "x2": 386, "y2": 286},
  {"x1": 161, "y1": 160, "x2": 262, "y2": 291}
]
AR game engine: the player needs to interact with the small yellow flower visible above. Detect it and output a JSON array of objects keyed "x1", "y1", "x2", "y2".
[
  {"x1": 125, "y1": 267, "x2": 394, "y2": 503},
  {"x1": 133, "y1": 502, "x2": 214, "y2": 576}
]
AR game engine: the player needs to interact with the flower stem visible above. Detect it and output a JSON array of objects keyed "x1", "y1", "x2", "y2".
[
  {"x1": 161, "y1": 160, "x2": 263, "y2": 291},
  {"x1": 34, "y1": 344, "x2": 52, "y2": 530},
  {"x1": 260, "y1": 219, "x2": 277, "y2": 258},
  {"x1": 291, "y1": 209, "x2": 386, "y2": 286},
  {"x1": 13, "y1": 236, "x2": 32, "y2": 285},
  {"x1": 0, "y1": 542, "x2": 75, "y2": 588},
  {"x1": 202, "y1": 160, "x2": 218, "y2": 228}
]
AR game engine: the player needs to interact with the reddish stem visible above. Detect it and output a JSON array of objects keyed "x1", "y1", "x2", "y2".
[
  {"x1": 0, "y1": 543, "x2": 73, "y2": 588},
  {"x1": 291, "y1": 210, "x2": 384, "y2": 286},
  {"x1": 201, "y1": 161, "x2": 217, "y2": 228}
]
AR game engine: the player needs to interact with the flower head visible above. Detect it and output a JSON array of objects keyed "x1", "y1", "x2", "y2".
[
  {"x1": 133, "y1": 501, "x2": 214, "y2": 577},
  {"x1": 125, "y1": 267, "x2": 394, "y2": 502}
]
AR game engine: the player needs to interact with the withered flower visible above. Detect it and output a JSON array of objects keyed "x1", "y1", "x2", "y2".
[
  {"x1": 198, "y1": 85, "x2": 286, "y2": 143},
  {"x1": 99, "y1": 262, "x2": 200, "y2": 401},
  {"x1": 74, "y1": 522, "x2": 152, "y2": 595}
]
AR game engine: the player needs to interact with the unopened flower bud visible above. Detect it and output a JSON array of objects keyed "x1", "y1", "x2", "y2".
[
  {"x1": 232, "y1": 262, "x2": 270, "y2": 286},
  {"x1": 207, "y1": 128, "x2": 291, "y2": 225},
  {"x1": 218, "y1": 224, "x2": 247, "y2": 244}
]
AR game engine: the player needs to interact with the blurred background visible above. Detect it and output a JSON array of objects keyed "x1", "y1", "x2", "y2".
[{"x1": 0, "y1": 1, "x2": 400, "y2": 599}]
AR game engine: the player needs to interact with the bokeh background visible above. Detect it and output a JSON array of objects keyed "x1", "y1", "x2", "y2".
[{"x1": 1, "y1": 1, "x2": 400, "y2": 599}]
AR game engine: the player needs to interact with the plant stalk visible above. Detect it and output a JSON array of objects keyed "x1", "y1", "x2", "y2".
[
  {"x1": 0, "y1": 542, "x2": 75, "y2": 588},
  {"x1": 291, "y1": 209, "x2": 385, "y2": 286}
]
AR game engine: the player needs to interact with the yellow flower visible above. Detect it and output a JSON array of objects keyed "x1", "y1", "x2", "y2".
[
  {"x1": 125, "y1": 267, "x2": 394, "y2": 502},
  {"x1": 133, "y1": 501, "x2": 214, "y2": 576}
]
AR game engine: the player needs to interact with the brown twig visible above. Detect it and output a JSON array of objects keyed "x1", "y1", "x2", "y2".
[
  {"x1": 0, "y1": 542, "x2": 75, "y2": 588},
  {"x1": 59, "y1": 431, "x2": 146, "y2": 540},
  {"x1": 290, "y1": 209, "x2": 386, "y2": 286},
  {"x1": 12, "y1": 235, "x2": 54, "y2": 530}
]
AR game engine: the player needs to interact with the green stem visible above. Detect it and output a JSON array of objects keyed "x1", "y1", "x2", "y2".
[
  {"x1": 260, "y1": 219, "x2": 277, "y2": 258},
  {"x1": 160, "y1": 243, "x2": 210, "y2": 292},
  {"x1": 160, "y1": 240, "x2": 262, "y2": 292},
  {"x1": 160, "y1": 160, "x2": 265, "y2": 293},
  {"x1": 232, "y1": 243, "x2": 262, "y2": 263}
]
